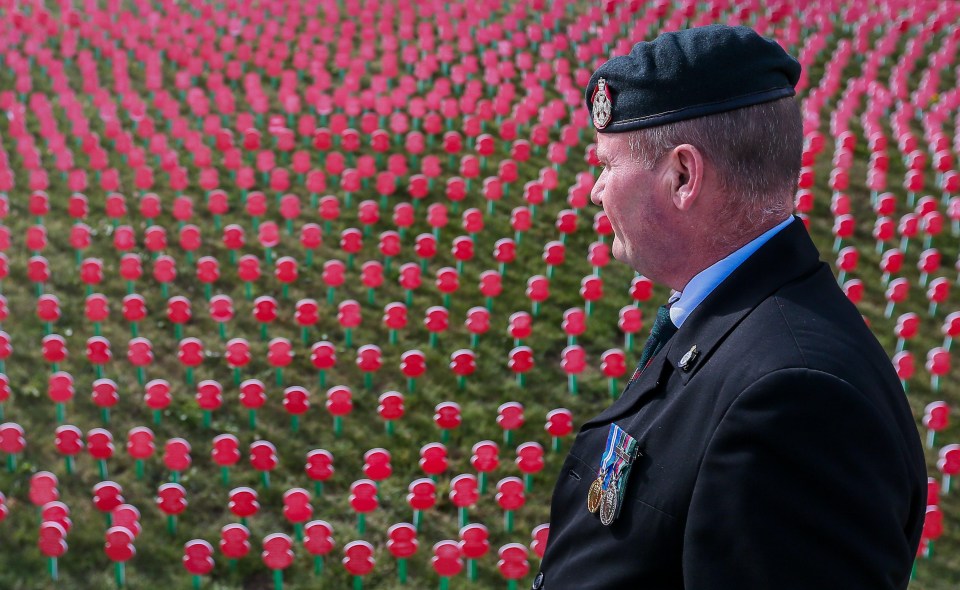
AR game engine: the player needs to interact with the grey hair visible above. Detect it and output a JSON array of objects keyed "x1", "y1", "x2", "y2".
[{"x1": 626, "y1": 97, "x2": 801, "y2": 230}]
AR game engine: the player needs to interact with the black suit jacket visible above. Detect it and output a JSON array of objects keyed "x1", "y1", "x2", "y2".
[{"x1": 535, "y1": 219, "x2": 926, "y2": 589}]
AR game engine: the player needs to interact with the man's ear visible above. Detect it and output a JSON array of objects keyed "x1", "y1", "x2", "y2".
[{"x1": 668, "y1": 144, "x2": 704, "y2": 211}]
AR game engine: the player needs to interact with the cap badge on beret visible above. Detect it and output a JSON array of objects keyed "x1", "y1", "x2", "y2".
[{"x1": 591, "y1": 78, "x2": 613, "y2": 130}]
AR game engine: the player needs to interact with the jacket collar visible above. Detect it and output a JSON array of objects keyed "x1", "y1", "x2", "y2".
[{"x1": 582, "y1": 217, "x2": 822, "y2": 429}]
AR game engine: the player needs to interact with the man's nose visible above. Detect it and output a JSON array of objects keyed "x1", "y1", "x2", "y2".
[{"x1": 590, "y1": 184, "x2": 602, "y2": 207}]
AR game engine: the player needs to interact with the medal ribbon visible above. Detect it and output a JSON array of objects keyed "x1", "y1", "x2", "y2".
[{"x1": 600, "y1": 424, "x2": 638, "y2": 489}]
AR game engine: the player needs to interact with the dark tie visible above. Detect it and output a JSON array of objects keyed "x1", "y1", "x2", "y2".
[{"x1": 633, "y1": 305, "x2": 678, "y2": 380}]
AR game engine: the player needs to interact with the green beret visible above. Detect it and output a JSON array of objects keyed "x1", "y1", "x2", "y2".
[{"x1": 585, "y1": 25, "x2": 801, "y2": 132}]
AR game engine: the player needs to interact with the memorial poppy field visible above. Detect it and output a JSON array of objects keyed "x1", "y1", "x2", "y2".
[{"x1": 0, "y1": 0, "x2": 958, "y2": 588}]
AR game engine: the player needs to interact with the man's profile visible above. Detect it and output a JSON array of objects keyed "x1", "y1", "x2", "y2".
[{"x1": 534, "y1": 25, "x2": 926, "y2": 590}]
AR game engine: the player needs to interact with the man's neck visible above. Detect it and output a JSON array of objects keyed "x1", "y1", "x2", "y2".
[
  {"x1": 667, "y1": 216, "x2": 795, "y2": 327},
  {"x1": 673, "y1": 215, "x2": 792, "y2": 292}
]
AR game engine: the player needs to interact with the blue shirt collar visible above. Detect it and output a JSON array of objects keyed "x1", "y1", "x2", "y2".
[{"x1": 668, "y1": 216, "x2": 795, "y2": 328}]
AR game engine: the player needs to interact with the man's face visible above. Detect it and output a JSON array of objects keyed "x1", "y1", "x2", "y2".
[{"x1": 591, "y1": 132, "x2": 674, "y2": 280}]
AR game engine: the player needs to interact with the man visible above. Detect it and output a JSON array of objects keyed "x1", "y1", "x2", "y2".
[{"x1": 535, "y1": 25, "x2": 926, "y2": 589}]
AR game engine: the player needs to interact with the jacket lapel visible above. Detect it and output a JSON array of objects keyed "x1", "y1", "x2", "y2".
[
  {"x1": 582, "y1": 340, "x2": 676, "y2": 429},
  {"x1": 582, "y1": 218, "x2": 823, "y2": 429}
]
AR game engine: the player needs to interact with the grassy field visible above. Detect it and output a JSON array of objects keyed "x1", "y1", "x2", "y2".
[{"x1": 0, "y1": 1, "x2": 958, "y2": 589}]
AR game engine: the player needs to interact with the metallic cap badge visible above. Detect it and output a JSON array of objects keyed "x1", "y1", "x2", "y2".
[{"x1": 592, "y1": 78, "x2": 613, "y2": 130}]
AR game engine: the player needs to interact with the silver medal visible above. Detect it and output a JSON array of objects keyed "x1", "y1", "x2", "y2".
[{"x1": 599, "y1": 482, "x2": 619, "y2": 526}]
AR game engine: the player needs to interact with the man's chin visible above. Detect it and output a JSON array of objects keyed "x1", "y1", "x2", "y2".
[
  {"x1": 610, "y1": 239, "x2": 627, "y2": 264},
  {"x1": 611, "y1": 243, "x2": 645, "y2": 275}
]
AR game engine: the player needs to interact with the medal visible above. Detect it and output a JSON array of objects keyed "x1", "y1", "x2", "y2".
[
  {"x1": 586, "y1": 474, "x2": 604, "y2": 513},
  {"x1": 599, "y1": 479, "x2": 619, "y2": 526},
  {"x1": 590, "y1": 423, "x2": 640, "y2": 525}
]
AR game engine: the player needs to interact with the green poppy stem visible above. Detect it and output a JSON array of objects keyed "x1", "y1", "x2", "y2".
[{"x1": 114, "y1": 562, "x2": 126, "y2": 588}]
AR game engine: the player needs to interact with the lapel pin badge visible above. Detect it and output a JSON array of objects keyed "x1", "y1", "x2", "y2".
[{"x1": 679, "y1": 345, "x2": 698, "y2": 372}]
